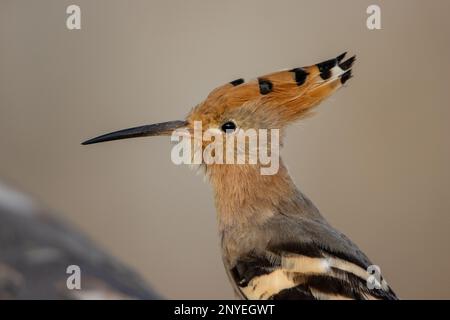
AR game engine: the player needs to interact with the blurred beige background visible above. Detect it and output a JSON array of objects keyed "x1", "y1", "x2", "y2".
[{"x1": 1, "y1": 0, "x2": 450, "y2": 299}]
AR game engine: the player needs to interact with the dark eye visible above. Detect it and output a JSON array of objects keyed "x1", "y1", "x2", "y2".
[{"x1": 221, "y1": 121, "x2": 236, "y2": 132}]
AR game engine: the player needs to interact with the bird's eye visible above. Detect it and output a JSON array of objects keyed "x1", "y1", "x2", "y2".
[{"x1": 221, "y1": 121, "x2": 236, "y2": 133}]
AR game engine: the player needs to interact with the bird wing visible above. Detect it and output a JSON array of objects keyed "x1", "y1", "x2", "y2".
[
  {"x1": 228, "y1": 214, "x2": 397, "y2": 300},
  {"x1": 0, "y1": 182, "x2": 159, "y2": 299}
]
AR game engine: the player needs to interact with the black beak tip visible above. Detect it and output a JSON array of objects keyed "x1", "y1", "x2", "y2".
[
  {"x1": 81, "y1": 133, "x2": 119, "y2": 145},
  {"x1": 81, "y1": 139, "x2": 93, "y2": 145},
  {"x1": 81, "y1": 134, "x2": 121, "y2": 146}
]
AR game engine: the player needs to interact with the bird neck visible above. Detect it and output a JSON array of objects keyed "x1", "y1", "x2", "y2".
[{"x1": 207, "y1": 160, "x2": 322, "y2": 231}]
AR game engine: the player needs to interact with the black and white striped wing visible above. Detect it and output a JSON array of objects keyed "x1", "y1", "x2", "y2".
[{"x1": 229, "y1": 216, "x2": 397, "y2": 300}]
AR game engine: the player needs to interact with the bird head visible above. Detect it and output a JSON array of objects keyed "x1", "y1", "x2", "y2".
[{"x1": 82, "y1": 53, "x2": 355, "y2": 172}]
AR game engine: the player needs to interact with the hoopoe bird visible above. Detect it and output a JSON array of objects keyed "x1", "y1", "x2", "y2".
[{"x1": 83, "y1": 53, "x2": 398, "y2": 300}]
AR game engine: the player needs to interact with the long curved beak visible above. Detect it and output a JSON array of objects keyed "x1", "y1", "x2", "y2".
[{"x1": 81, "y1": 120, "x2": 188, "y2": 145}]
